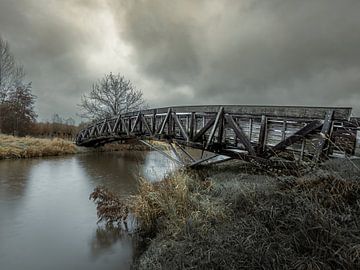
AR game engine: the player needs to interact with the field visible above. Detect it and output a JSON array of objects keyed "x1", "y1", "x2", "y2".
[
  {"x1": 91, "y1": 158, "x2": 360, "y2": 269},
  {"x1": 0, "y1": 134, "x2": 77, "y2": 159}
]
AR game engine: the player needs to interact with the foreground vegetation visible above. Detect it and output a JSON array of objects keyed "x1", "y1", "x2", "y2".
[
  {"x1": 91, "y1": 159, "x2": 360, "y2": 269},
  {"x1": 0, "y1": 134, "x2": 76, "y2": 159}
]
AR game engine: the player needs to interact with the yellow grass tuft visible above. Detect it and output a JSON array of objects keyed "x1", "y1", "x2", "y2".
[{"x1": 0, "y1": 134, "x2": 76, "y2": 159}]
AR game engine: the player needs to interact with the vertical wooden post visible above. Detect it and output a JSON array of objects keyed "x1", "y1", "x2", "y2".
[
  {"x1": 152, "y1": 109, "x2": 156, "y2": 135},
  {"x1": 249, "y1": 118, "x2": 253, "y2": 142},
  {"x1": 355, "y1": 129, "x2": 360, "y2": 157},
  {"x1": 282, "y1": 120, "x2": 287, "y2": 140},
  {"x1": 189, "y1": 112, "x2": 195, "y2": 140},
  {"x1": 257, "y1": 115, "x2": 267, "y2": 156},
  {"x1": 128, "y1": 117, "x2": 132, "y2": 135},
  {"x1": 139, "y1": 113, "x2": 143, "y2": 134},
  {"x1": 313, "y1": 110, "x2": 334, "y2": 162}
]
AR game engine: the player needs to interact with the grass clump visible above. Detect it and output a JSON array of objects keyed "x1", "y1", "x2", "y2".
[
  {"x1": 90, "y1": 160, "x2": 360, "y2": 269},
  {"x1": 0, "y1": 134, "x2": 76, "y2": 159}
]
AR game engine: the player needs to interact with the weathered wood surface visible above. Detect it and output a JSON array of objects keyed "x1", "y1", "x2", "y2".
[{"x1": 76, "y1": 105, "x2": 358, "y2": 164}]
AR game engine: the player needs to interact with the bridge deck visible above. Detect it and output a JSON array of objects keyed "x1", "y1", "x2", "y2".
[{"x1": 76, "y1": 105, "x2": 359, "y2": 165}]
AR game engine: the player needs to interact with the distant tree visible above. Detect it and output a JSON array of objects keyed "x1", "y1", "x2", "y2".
[
  {"x1": 0, "y1": 36, "x2": 25, "y2": 103},
  {"x1": 65, "y1": 117, "x2": 75, "y2": 126},
  {"x1": 1, "y1": 83, "x2": 37, "y2": 136},
  {"x1": 0, "y1": 36, "x2": 35, "y2": 135},
  {"x1": 78, "y1": 73, "x2": 145, "y2": 121},
  {"x1": 52, "y1": 113, "x2": 63, "y2": 124}
]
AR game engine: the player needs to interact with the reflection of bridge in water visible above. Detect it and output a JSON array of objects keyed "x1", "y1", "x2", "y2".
[{"x1": 76, "y1": 105, "x2": 360, "y2": 167}]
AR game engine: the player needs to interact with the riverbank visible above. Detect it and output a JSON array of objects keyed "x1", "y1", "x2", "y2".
[
  {"x1": 91, "y1": 159, "x2": 360, "y2": 269},
  {"x1": 0, "y1": 134, "x2": 77, "y2": 159},
  {"x1": 0, "y1": 134, "x2": 153, "y2": 159}
]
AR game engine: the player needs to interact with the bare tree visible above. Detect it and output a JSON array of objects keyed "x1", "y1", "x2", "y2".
[
  {"x1": 78, "y1": 73, "x2": 145, "y2": 121},
  {"x1": 1, "y1": 83, "x2": 37, "y2": 136},
  {"x1": 0, "y1": 36, "x2": 25, "y2": 103}
]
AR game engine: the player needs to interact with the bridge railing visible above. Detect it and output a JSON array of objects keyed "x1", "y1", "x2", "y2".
[{"x1": 76, "y1": 105, "x2": 357, "y2": 163}]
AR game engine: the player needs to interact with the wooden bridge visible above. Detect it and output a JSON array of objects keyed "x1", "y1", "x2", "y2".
[{"x1": 76, "y1": 105, "x2": 360, "y2": 167}]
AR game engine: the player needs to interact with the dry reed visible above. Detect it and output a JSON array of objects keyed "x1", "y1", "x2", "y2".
[
  {"x1": 0, "y1": 134, "x2": 76, "y2": 159},
  {"x1": 90, "y1": 160, "x2": 360, "y2": 269}
]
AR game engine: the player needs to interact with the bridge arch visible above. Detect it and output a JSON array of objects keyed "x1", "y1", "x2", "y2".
[{"x1": 76, "y1": 105, "x2": 357, "y2": 167}]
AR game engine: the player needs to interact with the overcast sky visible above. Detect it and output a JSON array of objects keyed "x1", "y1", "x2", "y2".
[{"x1": 1, "y1": 0, "x2": 360, "y2": 121}]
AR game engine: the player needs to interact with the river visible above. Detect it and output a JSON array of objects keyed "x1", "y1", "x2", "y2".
[{"x1": 0, "y1": 151, "x2": 176, "y2": 270}]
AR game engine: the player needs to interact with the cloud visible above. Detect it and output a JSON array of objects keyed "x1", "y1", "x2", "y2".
[
  {"x1": 1, "y1": 0, "x2": 360, "y2": 120},
  {"x1": 109, "y1": 0, "x2": 360, "y2": 114}
]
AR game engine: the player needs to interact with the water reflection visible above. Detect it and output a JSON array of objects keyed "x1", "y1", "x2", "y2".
[
  {"x1": 90, "y1": 226, "x2": 131, "y2": 258},
  {"x1": 0, "y1": 151, "x2": 178, "y2": 270}
]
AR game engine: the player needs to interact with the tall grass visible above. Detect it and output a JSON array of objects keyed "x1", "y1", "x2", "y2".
[
  {"x1": 0, "y1": 134, "x2": 76, "y2": 159},
  {"x1": 91, "y1": 159, "x2": 360, "y2": 269}
]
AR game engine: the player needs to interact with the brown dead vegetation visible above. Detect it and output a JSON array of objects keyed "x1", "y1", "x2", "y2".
[
  {"x1": 0, "y1": 134, "x2": 76, "y2": 159},
  {"x1": 91, "y1": 159, "x2": 360, "y2": 270}
]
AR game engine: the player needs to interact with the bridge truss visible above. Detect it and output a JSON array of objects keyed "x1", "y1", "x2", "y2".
[{"x1": 76, "y1": 105, "x2": 359, "y2": 167}]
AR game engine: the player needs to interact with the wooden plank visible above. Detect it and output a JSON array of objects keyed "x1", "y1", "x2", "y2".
[
  {"x1": 158, "y1": 108, "x2": 171, "y2": 134},
  {"x1": 99, "y1": 119, "x2": 107, "y2": 134},
  {"x1": 266, "y1": 120, "x2": 323, "y2": 158},
  {"x1": 313, "y1": 110, "x2": 334, "y2": 162},
  {"x1": 146, "y1": 105, "x2": 351, "y2": 121},
  {"x1": 121, "y1": 118, "x2": 129, "y2": 135},
  {"x1": 189, "y1": 112, "x2": 196, "y2": 140},
  {"x1": 189, "y1": 154, "x2": 219, "y2": 167},
  {"x1": 152, "y1": 109, "x2": 156, "y2": 134},
  {"x1": 224, "y1": 114, "x2": 256, "y2": 156},
  {"x1": 141, "y1": 115, "x2": 152, "y2": 135},
  {"x1": 174, "y1": 141, "x2": 196, "y2": 162},
  {"x1": 90, "y1": 125, "x2": 96, "y2": 136},
  {"x1": 138, "y1": 140, "x2": 183, "y2": 165},
  {"x1": 257, "y1": 115, "x2": 267, "y2": 156},
  {"x1": 172, "y1": 112, "x2": 189, "y2": 141},
  {"x1": 355, "y1": 129, "x2": 360, "y2": 156},
  {"x1": 112, "y1": 116, "x2": 121, "y2": 133},
  {"x1": 206, "y1": 107, "x2": 224, "y2": 149},
  {"x1": 131, "y1": 112, "x2": 141, "y2": 133},
  {"x1": 107, "y1": 122, "x2": 112, "y2": 133},
  {"x1": 168, "y1": 142, "x2": 185, "y2": 165},
  {"x1": 193, "y1": 118, "x2": 216, "y2": 142}
]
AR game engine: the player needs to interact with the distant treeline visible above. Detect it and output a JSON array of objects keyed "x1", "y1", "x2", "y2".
[{"x1": 29, "y1": 122, "x2": 80, "y2": 140}]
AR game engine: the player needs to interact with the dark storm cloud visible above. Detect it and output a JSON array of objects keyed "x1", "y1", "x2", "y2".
[
  {"x1": 1, "y1": 0, "x2": 360, "y2": 120},
  {"x1": 0, "y1": 0, "x2": 114, "y2": 120},
  {"x1": 110, "y1": 0, "x2": 360, "y2": 114}
]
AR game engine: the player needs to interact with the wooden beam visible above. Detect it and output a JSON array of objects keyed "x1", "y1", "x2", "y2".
[
  {"x1": 224, "y1": 114, "x2": 256, "y2": 156},
  {"x1": 189, "y1": 154, "x2": 219, "y2": 167},
  {"x1": 158, "y1": 108, "x2": 171, "y2": 134},
  {"x1": 99, "y1": 119, "x2": 107, "y2": 134},
  {"x1": 138, "y1": 140, "x2": 183, "y2": 165},
  {"x1": 189, "y1": 112, "x2": 196, "y2": 140},
  {"x1": 257, "y1": 115, "x2": 267, "y2": 156},
  {"x1": 174, "y1": 141, "x2": 196, "y2": 162},
  {"x1": 192, "y1": 118, "x2": 216, "y2": 142},
  {"x1": 266, "y1": 120, "x2": 323, "y2": 158},
  {"x1": 112, "y1": 116, "x2": 121, "y2": 133},
  {"x1": 168, "y1": 142, "x2": 185, "y2": 165},
  {"x1": 107, "y1": 122, "x2": 112, "y2": 133},
  {"x1": 172, "y1": 112, "x2": 189, "y2": 141},
  {"x1": 141, "y1": 115, "x2": 152, "y2": 135},
  {"x1": 121, "y1": 118, "x2": 130, "y2": 135},
  {"x1": 131, "y1": 112, "x2": 141, "y2": 133},
  {"x1": 206, "y1": 106, "x2": 224, "y2": 149},
  {"x1": 90, "y1": 125, "x2": 96, "y2": 136},
  {"x1": 313, "y1": 110, "x2": 334, "y2": 162},
  {"x1": 152, "y1": 110, "x2": 157, "y2": 134}
]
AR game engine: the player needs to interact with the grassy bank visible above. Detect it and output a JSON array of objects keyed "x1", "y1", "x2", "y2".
[
  {"x1": 91, "y1": 159, "x2": 360, "y2": 269},
  {"x1": 0, "y1": 134, "x2": 77, "y2": 159}
]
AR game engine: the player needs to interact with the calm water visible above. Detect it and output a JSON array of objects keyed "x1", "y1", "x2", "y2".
[{"x1": 0, "y1": 151, "x2": 176, "y2": 270}]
